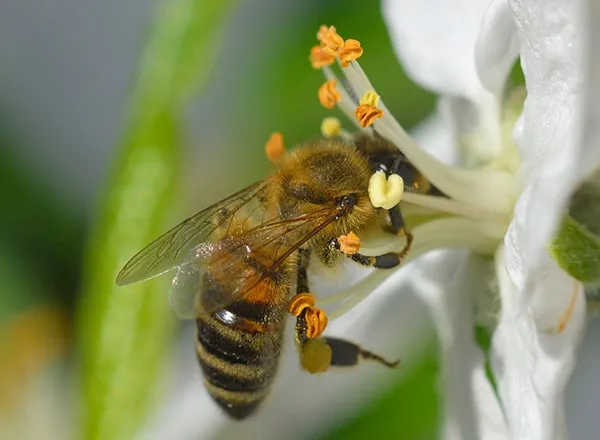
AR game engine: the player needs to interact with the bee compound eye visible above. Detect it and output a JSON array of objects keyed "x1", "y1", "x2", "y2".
[{"x1": 340, "y1": 194, "x2": 357, "y2": 210}]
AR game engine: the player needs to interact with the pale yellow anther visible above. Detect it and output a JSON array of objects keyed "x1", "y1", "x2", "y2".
[
  {"x1": 359, "y1": 91, "x2": 380, "y2": 107},
  {"x1": 368, "y1": 171, "x2": 404, "y2": 210},
  {"x1": 320, "y1": 117, "x2": 341, "y2": 138}
]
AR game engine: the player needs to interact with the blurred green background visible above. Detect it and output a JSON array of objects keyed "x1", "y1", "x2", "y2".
[{"x1": 0, "y1": 0, "x2": 445, "y2": 439}]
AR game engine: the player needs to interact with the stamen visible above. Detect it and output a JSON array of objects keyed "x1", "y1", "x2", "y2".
[
  {"x1": 321, "y1": 218, "x2": 504, "y2": 316},
  {"x1": 265, "y1": 132, "x2": 286, "y2": 163},
  {"x1": 310, "y1": 45, "x2": 335, "y2": 69},
  {"x1": 338, "y1": 232, "x2": 361, "y2": 255},
  {"x1": 368, "y1": 171, "x2": 404, "y2": 209},
  {"x1": 355, "y1": 91, "x2": 383, "y2": 127},
  {"x1": 317, "y1": 25, "x2": 344, "y2": 56},
  {"x1": 318, "y1": 79, "x2": 341, "y2": 109},
  {"x1": 339, "y1": 39, "x2": 363, "y2": 67},
  {"x1": 336, "y1": 58, "x2": 516, "y2": 213},
  {"x1": 321, "y1": 117, "x2": 341, "y2": 138}
]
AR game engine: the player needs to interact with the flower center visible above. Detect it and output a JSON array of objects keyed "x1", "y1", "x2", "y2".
[{"x1": 310, "y1": 25, "x2": 521, "y2": 266}]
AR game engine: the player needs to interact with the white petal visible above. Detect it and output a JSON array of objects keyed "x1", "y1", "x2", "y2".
[
  {"x1": 412, "y1": 251, "x2": 508, "y2": 440},
  {"x1": 506, "y1": 0, "x2": 594, "y2": 270},
  {"x1": 493, "y1": 246, "x2": 586, "y2": 440},
  {"x1": 381, "y1": 0, "x2": 492, "y2": 101},
  {"x1": 475, "y1": 0, "x2": 520, "y2": 95},
  {"x1": 382, "y1": 0, "x2": 507, "y2": 161}
]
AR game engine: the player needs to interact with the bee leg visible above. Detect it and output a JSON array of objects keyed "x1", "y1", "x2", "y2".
[
  {"x1": 294, "y1": 310, "x2": 400, "y2": 374},
  {"x1": 288, "y1": 248, "x2": 329, "y2": 340},
  {"x1": 331, "y1": 231, "x2": 413, "y2": 270}
]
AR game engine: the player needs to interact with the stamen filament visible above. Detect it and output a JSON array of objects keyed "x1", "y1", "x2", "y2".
[
  {"x1": 401, "y1": 193, "x2": 502, "y2": 221},
  {"x1": 320, "y1": 217, "x2": 505, "y2": 315},
  {"x1": 333, "y1": 61, "x2": 517, "y2": 214},
  {"x1": 322, "y1": 67, "x2": 364, "y2": 131}
]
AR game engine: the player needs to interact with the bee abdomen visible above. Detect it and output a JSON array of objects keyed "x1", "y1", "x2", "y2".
[{"x1": 196, "y1": 314, "x2": 281, "y2": 419}]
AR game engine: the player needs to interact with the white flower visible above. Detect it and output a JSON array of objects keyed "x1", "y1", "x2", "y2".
[
  {"x1": 377, "y1": 0, "x2": 595, "y2": 438},
  {"x1": 141, "y1": 1, "x2": 600, "y2": 439}
]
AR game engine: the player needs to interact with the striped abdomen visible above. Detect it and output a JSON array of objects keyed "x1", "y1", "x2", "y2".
[{"x1": 196, "y1": 298, "x2": 286, "y2": 419}]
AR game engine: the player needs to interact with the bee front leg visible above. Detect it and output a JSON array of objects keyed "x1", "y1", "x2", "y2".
[
  {"x1": 294, "y1": 310, "x2": 400, "y2": 374},
  {"x1": 333, "y1": 207, "x2": 413, "y2": 270}
]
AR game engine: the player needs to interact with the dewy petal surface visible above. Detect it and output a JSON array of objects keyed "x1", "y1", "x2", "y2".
[{"x1": 505, "y1": 0, "x2": 591, "y2": 271}]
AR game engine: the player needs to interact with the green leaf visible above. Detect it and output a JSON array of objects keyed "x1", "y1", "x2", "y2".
[
  {"x1": 77, "y1": 1, "x2": 238, "y2": 439},
  {"x1": 550, "y1": 214, "x2": 600, "y2": 283},
  {"x1": 320, "y1": 345, "x2": 439, "y2": 440}
]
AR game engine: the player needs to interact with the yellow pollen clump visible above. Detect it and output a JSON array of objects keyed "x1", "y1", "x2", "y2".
[
  {"x1": 338, "y1": 232, "x2": 361, "y2": 255},
  {"x1": 300, "y1": 339, "x2": 332, "y2": 374},
  {"x1": 318, "y1": 80, "x2": 341, "y2": 109},
  {"x1": 339, "y1": 39, "x2": 363, "y2": 67},
  {"x1": 309, "y1": 45, "x2": 336, "y2": 69},
  {"x1": 317, "y1": 25, "x2": 344, "y2": 56},
  {"x1": 320, "y1": 117, "x2": 341, "y2": 138},
  {"x1": 355, "y1": 104, "x2": 383, "y2": 128},
  {"x1": 265, "y1": 132, "x2": 286, "y2": 163},
  {"x1": 368, "y1": 171, "x2": 405, "y2": 210}
]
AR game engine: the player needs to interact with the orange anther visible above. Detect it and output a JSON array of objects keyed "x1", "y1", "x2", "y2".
[
  {"x1": 339, "y1": 39, "x2": 363, "y2": 67},
  {"x1": 338, "y1": 232, "x2": 361, "y2": 255},
  {"x1": 265, "y1": 132, "x2": 286, "y2": 163},
  {"x1": 289, "y1": 292, "x2": 316, "y2": 316},
  {"x1": 355, "y1": 104, "x2": 384, "y2": 128},
  {"x1": 317, "y1": 25, "x2": 344, "y2": 56},
  {"x1": 304, "y1": 307, "x2": 328, "y2": 339},
  {"x1": 316, "y1": 25, "x2": 330, "y2": 43},
  {"x1": 309, "y1": 45, "x2": 336, "y2": 69},
  {"x1": 318, "y1": 80, "x2": 341, "y2": 109}
]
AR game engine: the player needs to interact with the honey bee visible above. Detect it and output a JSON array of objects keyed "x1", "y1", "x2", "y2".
[{"x1": 116, "y1": 133, "x2": 440, "y2": 419}]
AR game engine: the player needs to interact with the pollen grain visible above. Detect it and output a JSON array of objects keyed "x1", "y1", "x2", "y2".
[
  {"x1": 355, "y1": 104, "x2": 383, "y2": 128},
  {"x1": 359, "y1": 91, "x2": 380, "y2": 107},
  {"x1": 265, "y1": 132, "x2": 286, "y2": 163},
  {"x1": 317, "y1": 25, "x2": 344, "y2": 56},
  {"x1": 339, "y1": 39, "x2": 363, "y2": 67},
  {"x1": 321, "y1": 117, "x2": 341, "y2": 138},
  {"x1": 304, "y1": 307, "x2": 328, "y2": 339},
  {"x1": 289, "y1": 292, "x2": 316, "y2": 317},
  {"x1": 318, "y1": 80, "x2": 341, "y2": 109},
  {"x1": 310, "y1": 45, "x2": 335, "y2": 69},
  {"x1": 338, "y1": 232, "x2": 361, "y2": 255}
]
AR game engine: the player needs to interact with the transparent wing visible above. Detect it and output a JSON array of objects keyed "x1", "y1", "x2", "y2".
[
  {"x1": 115, "y1": 181, "x2": 269, "y2": 286},
  {"x1": 167, "y1": 206, "x2": 340, "y2": 318},
  {"x1": 169, "y1": 263, "x2": 201, "y2": 320}
]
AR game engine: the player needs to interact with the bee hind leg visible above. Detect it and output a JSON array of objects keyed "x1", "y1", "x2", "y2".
[
  {"x1": 291, "y1": 249, "x2": 399, "y2": 374},
  {"x1": 295, "y1": 311, "x2": 400, "y2": 374},
  {"x1": 288, "y1": 248, "x2": 329, "y2": 340}
]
